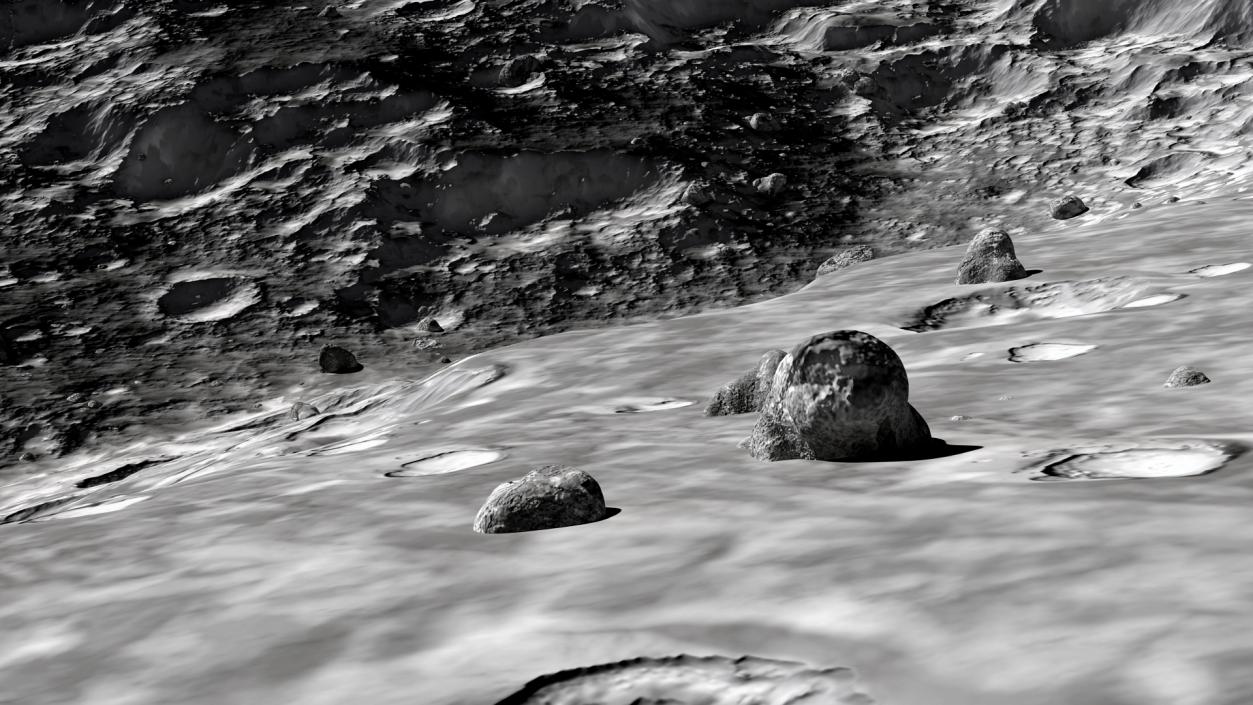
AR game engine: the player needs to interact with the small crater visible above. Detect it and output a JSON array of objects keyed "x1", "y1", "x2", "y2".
[
  {"x1": 1008, "y1": 343, "x2": 1097, "y2": 362},
  {"x1": 1122, "y1": 293, "x2": 1185, "y2": 308},
  {"x1": 386, "y1": 449, "x2": 505, "y2": 477},
  {"x1": 157, "y1": 277, "x2": 260, "y2": 322},
  {"x1": 1027, "y1": 442, "x2": 1241, "y2": 481},
  {"x1": 613, "y1": 399, "x2": 695, "y2": 414},
  {"x1": 493, "y1": 654, "x2": 872, "y2": 705},
  {"x1": 1190, "y1": 262, "x2": 1251, "y2": 277},
  {"x1": 903, "y1": 279, "x2": 1157, "y2": 332}
]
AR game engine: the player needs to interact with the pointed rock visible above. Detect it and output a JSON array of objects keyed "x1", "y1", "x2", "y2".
[
  {"x1": 1164, "y1": 366, "x2": 1211, "y2": 388},
  {"x1": 319, "y1": 346, "x2": 362, "y2": 374},
  {"x1": 1051, "y1": 195, "x2": 1089, "y2": 220},
  {"x1": 423, "y1": 318, "x2": 444, "y2": 333},
  {"x1": 746, "y1": 330, "x2": 932, "y2": 461},
  {"x1": 473, "y1": 465, "x2": 607, "y2": 534},
  {"x1": 705, "y1": 349, "x2": 786, "y2": 416},
  {"x1": 815, "y1": 245, "x2": 875, "y2": 278},
  {"x1": 956, "y1": 228, "x2": 1027, "y2": 284}
]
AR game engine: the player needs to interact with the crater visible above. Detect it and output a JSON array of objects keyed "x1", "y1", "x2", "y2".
[
  {"x1": 493, "y1": 654, "x2": 872, "y2": 705},
  {"x1": 1008, "y1": 343, "x2": 1097, "y2": 362},
  {"x1": 1027, "y1": 442, "x2": 1241, "y2": 481},
  {"x1": 386, "y1": 449, "x2": 505, "y2": 477},
  {"x1": 157, "y1": 277, "x2": 261, "y2": 322},
  {"x1": 903, "y1": 279, "x2": 1162, "y2": 332},
  {"x1": 1190, "y1": 262, "x2": 1251, "y2": 277}
]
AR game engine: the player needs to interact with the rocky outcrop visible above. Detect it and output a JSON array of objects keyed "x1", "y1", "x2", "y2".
[
  {"x1": 1051, "y1": 195, "x2": 1089, "y2": 220},
  {"x1": 815, "y1": 245, "x2": 875, "y2": 278},
  {"x1": 472, "y1": 465, "x2": 608, "y2": 533},
  {"x1": 746, "y1": 330, "x2": 932, "y2": 461},
  {"x1": 956, "y1": 228, "x2": 1028, "y2": 284},
  {"x1": 705, "y1": 349, "x2": 786, "y2": 416}
]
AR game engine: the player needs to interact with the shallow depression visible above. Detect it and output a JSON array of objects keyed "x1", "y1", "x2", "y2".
[
  {"x1": 1008, "y1": 343, "x2": 1097, "y2": 362},
  {"x1": 1029, "y1": 443, "x2": 1239, "y2": 480},
  {"x1": 387, "y1": 449, "x2": 505, "y2": 477}
]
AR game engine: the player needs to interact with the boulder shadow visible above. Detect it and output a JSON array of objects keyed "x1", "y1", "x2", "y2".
[{"x1": 837, "y1": 438, "x2": 982, "y2": 463}]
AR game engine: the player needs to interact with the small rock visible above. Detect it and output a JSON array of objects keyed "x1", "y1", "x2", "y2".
[
  {"x1": 1165, "y1": 195, "x2": 1181, "y2": 203},
  {"x1": 472, "y1": 465, "x2": 608, "y2": 533},
  {"x1": 1132, "y1": 202, "x2": 1143, "y2": 209},
  {"x1": 289, "y1": 402, "x2": 320, "y2": 420},
  {"x1": 439, "y1": 356, "x2": 452, "y2": 364},
  {"x1": 319, "y1": 346, "x2": 363, "y2": 374},
  {"x1": 1051, "y1": 195, "x2": 1089, "y2": 220},
  {"x1": 19, "y1": 452, "x2": 36, "y2": 462},
  {"x1": 422, "y1": 319, "x2": 444, "y2": 333},
  {"x1": 752, "y1": 173, "x2": 786, "y2": 195},
  {"x1": 86, "y1": 399, "x2": 101, "y2": 409},
  {"x1": 746, "y1": 330, "x2": 932, "y2": 461},
  {"x1": 951, "y1": 415, "x2": 969, "y2": 421},
  {"x1": 956, "y1": 228, "x2": 1028, "y2": 284},
  {"x1": 1164, "y1": 366, "x2": 1211, "y2": 388},
  {"x1": 705, "y1": 349, "x2": 786, "y2": 416},
  {"x1": 747, "y1": 112, "x2": 779, "y2": 132},
  {"x1": 815, "y1": 245, "x2": 875, "y2": 278},
  {"x1": 66, "y1": 393, "x2": 83, "y2": 403},
  {"x1": 317, "y1": 5, "x2": 340, "y2": 18},
  {"x1": 500, "y1": 55, "x2": 544, "y2": 87}
]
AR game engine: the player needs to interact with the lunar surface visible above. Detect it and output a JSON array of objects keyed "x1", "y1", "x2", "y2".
[{"x1": 5, "y1": 1, "x2": 1253, "y2": 704}]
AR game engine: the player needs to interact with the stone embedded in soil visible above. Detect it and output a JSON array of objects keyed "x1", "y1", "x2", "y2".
[
  {"x1": 492, "y1": 654, "x2": 871, "y2": 705},
  {"x1": 815, "y1": 245, "x2": 875, "y2": 278},
  {"x1": 747, "y1": 112, "x2": 779, "y2": 132},
  {"x1": 746, "y1": 330, "x2": 932, "y2": 461},
  {"x1": 319, "y1": 346, "x2": 362, "y2": 374},
  {"x1": 753, "y1": 172, "x2": 786, "y2": 195},
  {"x1": 288, "y1": 402, "x2": 320, "y2": 420},
  {"x1": 956, "y1": 228, "x2": 1027, "y2": 284},
  {"x1": 1051, "y1": 195, "x2": 1090, "y2": 220},
  {"x1": 472, "y1": 465, "x2": 608, "y2": 534},
  {"x1": 705, "y1": 349, "x2": 786, "y2": 416},
  {"x1": 1164, "y1": 366, "x2": 1211, "y2": 388},
  {"x1": 422, "y1": 318, "x2": 444, "y2": 333}
]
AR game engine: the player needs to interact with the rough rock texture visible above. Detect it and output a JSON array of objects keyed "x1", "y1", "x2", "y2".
[
  {"x1": 704, "y1": 349, "x2": 786, "y2": 416},
  {"x1": 753, "y1": 173, "x2": 787, "y2": 195},
  {"x1": 288, "y1": 402, "x2": 320, "y2": 421},
  {"x1": 472, "y1": 465, "x2": 607, "y2": 534},
  {"x1": 955, "y1": 228, "x2": 1028, "y2": 284},
  {"x1": 1165, "y1": 366, "x2": 1211, "y2": 388},
  {"x1": 746, "y1": 330, "x2": 932, "y2": 461},
  {"x1": 815, "y1": 245, "x2": 876, "y2": 277},
  {"x1": 1051, "y1": 195, "x2": 1090, "y2": 220},
  {"x1": 319, "y1": 346, "x2": 362, "y2": 374}
]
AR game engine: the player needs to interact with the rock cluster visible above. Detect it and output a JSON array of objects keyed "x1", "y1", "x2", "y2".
[
  {"x1": 746, "y1": 330, "x2": 932, "y2": 461},
  {"x1": 956, "y1": 228, "x2": 1027, "y2": 284},
  {"x1": 319, "y1": 346, "x2": 362, "y2": 374},
  {"x1": 704, "y1": 349, "x2": 786, "y2": 416},
  {"x1": 815, "y1": 245, "x2": 875, "y2": 277},
  {"x1": 1164, "y1": 366, "x2": 1211, "y2": 388},
  {"x1": 1051, "y1": 195, "x2": 1089, "y2": 219},
  {"x1": 473, "y1": 465, "x2": 608, "y2": 533}
]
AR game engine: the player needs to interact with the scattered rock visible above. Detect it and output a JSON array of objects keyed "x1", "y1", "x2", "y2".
[
  {"x1": 704, "y1": 349, "x2": 786, "y2": 416},
  {"x1": 1164, "y1": 366, "x2": 1211, "y2": 388},
  {"x1": 289, "y1": 402, "x2": 320, "y2": 420},
  {"x1": 319, "y1": 346, "x2": 362, "y2": 374},
  {"x1": 1051, "y1": 195, "x2": 1089, "y2": 219},
  {"x1": 815, "y1": 245, "x2": 875, "y2": 277},
  {"x1": 752, "y1": 172, "x2": 786, "y2": 195},
  {"x1": 955, "y1": 228, "x2": 1028, "y2": 284},
  {"x1": 472, "y1": 465, "x2": 608, "y2": 533},
  {"x1": 746, "y1": 330, "x2": 932, "y2": 461},
  {"x1": 747, "y1": 112, "x2": 779, "y2": 132}
]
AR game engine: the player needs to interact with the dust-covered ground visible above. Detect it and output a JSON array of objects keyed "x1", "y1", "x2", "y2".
[{"x1": 4, "y1": 1, "x2": 1253, "y2": 703}]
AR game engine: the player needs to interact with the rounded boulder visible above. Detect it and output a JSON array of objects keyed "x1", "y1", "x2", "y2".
[
  {"x1": 473, "y1": 465, "x2": 608, "y2": 534},
  {"x1": 746, "y1": 330, "x2": 932, "y2": 461},
  {"x1": 956, "y1": 228, "x2": 1028, "y2": 284}
]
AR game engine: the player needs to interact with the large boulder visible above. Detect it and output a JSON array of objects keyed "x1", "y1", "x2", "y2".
[
  {"x1": 704, "y1": 349, "x2": 786, "y2": 416},
  {"x1": 473, "y1": 465, "x2": 608, "y2": 534},
  {"x1": 1164, "y1": 366, "x2": 1211, "y2": 388},
  {"x1": 746, "y1": 330, "x2": 932, "y2": 461},
  {"x1": 956, "y1": 228, "x2": 1027, "y2": 284},
  {"x1": 815, "y1": 245, "x2": 875, "y2": 278},
  {"x1": 1051, "y1": 195, "x2": 1089, "y2": 219},
  {"x1": 319, "y1": 345, "x2": 362, "y2": 374}
]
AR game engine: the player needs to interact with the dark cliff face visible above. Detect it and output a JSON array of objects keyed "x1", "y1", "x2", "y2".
[{"x1": 2, "y1": 0, "x2": 1253, "y2": 463}]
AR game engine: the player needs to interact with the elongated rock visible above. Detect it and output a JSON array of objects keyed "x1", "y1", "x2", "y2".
[
  {"x1": 1164, "y1": 366, "x2": 1211, "y2": 388},
  {"x1": 815, "y1": 245, "x2": 875, "y2": 278},
  {"x1": 705, "y1": 349, "x2": 786, "y2": 416},
  {"x1": 956, "y1": 228, "x2": 1027, "y2": 284},
  {"x1": 473, "y1": 465, "x2": 607, "y2": 534},
  {"x1": 746, "y1": 330, "x2": 931, "y2": 461}
]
